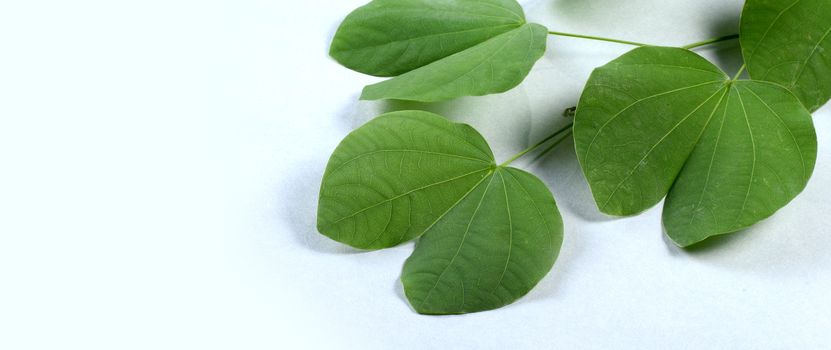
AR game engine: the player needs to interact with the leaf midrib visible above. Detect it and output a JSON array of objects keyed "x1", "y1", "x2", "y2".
[
  {"x1": 405, "y1": 25, "x2": 529, "y2": 96},
  {"x1": 790, "y1": 24, "x2": 831, "y2": 90},
  {"x1": 417, "y1": 172, "x2": 497, "y2": 311},
  {"x1": 322, "y1": 167, "x2": 492, "y2": 228},
  {"x1": 327, "y1": 149, "x2": 491, "y2": 177},
  {"x1": 599, "y1": 84, "x2": 731, "y2": 211},
  {"x1": 687, "y1": 88, "x2": 733, "y2": 226},
  {"x1": 732, "y1": 88, "x2": 758, "y2": 228},
  {"x1": 742, "y1": 85, "x2": 808, "y2": 183},
  {"x1": 334, "y1": 23, "x2": 520, "y2": 54},
  {"x1": 744, "y1": 0, "x2": 803, "y2": 64},
  {"x1": 581, "y1": 80, "x2": 723, "y2": 168}
]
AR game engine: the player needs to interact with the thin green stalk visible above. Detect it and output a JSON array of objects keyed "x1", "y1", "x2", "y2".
[
  {"x1": 732, "y1": 64, "x2": 747, "y2": 80},
  {"x1": 530, "y1": 131, "x2": 574, "y2": 165},
  {"x1": 499, "y1": 123, "x2": 574, "y2": 167},
  {"x1": 547, "y1": 31, "x2": 649, "y2": 47},
  {"x1": 681, "y1": 34, "x2": 740, "y2": 49}
]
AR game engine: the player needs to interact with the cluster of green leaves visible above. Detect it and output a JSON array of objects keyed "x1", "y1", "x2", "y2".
[
  {"x1": 316, "y1": 0, "x2": 829, "y2": 315},
  {"x1": 317, "y1": 111, "x2": 563, "y2": 314}
]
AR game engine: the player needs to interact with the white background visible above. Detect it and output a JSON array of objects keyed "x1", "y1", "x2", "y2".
[{"x1": 1, "y1": 0, "x2": 829, "y2": 349}]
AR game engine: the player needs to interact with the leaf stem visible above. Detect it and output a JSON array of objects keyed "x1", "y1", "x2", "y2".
[
  {"x1": 547, "y1": 31, "x2": 649, "y2": 47},
  {"x1": 530, "y1": 130, "x2": 574, "y2": 165},
  {"x1": 680, "y1": 34, "x2": 740, "y2": 49},
  {"x1": 499, "y1": 122, "x2": 574, "y2": 167},
  {"x1": 548, "y1": 30, "x2": 740, "y2": 50},
  {"x1": 732, "y1": 64, "x2": 747, "y2": 80}
]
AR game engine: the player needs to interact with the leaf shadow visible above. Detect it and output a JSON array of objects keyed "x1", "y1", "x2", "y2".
[
  {"x1": 392, "y1": 277, "x2": 415, "y2": 313},
  {"x1": 530, "y1": 137, "x2": 616, "y2": 222},
  {"x1": 660, "y1": 223, "x2": 749, "y2": 257},
  {"x1": 549, "y1": 0, "x2": 616, "y2": 20},
  {"x1": 280, "y1": 160, "x2": 365, "y2": 255},
  {"x1": 342, "y1": 87, "x2": 537, "y2": 163},
  {"x1": 518, "y1": 218, "x2": 586, "y2": 304},
  {"x1": 659, "y1": 213, "x2": 802, "y2": 261},
  {"x1": 687, "y1": 9, "x2": 744, "y2": 77}
]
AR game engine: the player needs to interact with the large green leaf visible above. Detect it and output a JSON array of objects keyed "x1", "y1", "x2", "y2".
[
  {"x1": 402, "y1": 167, "x2": 562, "y2": 314},
  {"x1": 330, "y1": 0, "x2": 526, "y2": 77},
  {"x1": 328, "y1": 0, "x2": 548, "y2": 102},
  {"x1": 317, "y1": 110, "x2": 495, "y2": 249},
  {"x1": 360, "y1": 23, "x2": 548, "y2": 102},
  {"x1": 574, "y1": 47, "x2": 817, "y2": 246},
  {"x1": 741, "y1": 0, "x2": 831, "y2": 111},
  {"x1": 664, "y1": 81, "x2": 817, "y2": 246},
  {"x1": 317, "y1": 111, "x2": 563, "y2": 314}
]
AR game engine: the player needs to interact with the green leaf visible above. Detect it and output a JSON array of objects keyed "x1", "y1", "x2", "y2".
[
  {"x1": 663, "y1": 81, "x2": 817, "y2": 246},
  {"x1": 574, "y1": 47, "x2": 817, "y2": 246},
  {"x1": 317, "y1": 111, "x2": 563, "y2": 314},
  {"x1": 402, "y1": 167, "x2": 562, "y2": 314},
  {"x1": 360, "y1": 23, "x2": 548, "y2": 102},
  {"x1": 741, "y1": 0, "x2": 831, "y2": 111},
  {"x1": 317, "y1": 110, "x2": 495, "y2": 250},
  {"x1": 330, "y1": 0, "x2": 526, "y2": 77}
]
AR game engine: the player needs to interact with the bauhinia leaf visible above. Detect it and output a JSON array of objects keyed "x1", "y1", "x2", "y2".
[
  {"x1": 574, "y1": 46, "x2": 817, "y2": 246},
  {"x1": 330, "y1": 0, "x2": 526, "y2": 77},
  {"x1": 328, "y1": 0, "x2": 548, "y2": 102},
  {"x1": 402, "y1": 166, "x2": 562, "y2": 314},
  {"x1": 663, "y1": 81, "x2": 817, "y2": 246},
  {"x1": 360, "y1": 23, "x2": 548, "y2": 102},
  {"x1": 741, "y1": 0, "x2": 831, "y2": 111},
  {"x1": 317, "y1": 111, "x2": 563, "y2": 314},
  {"x1": 317, "y1": 110, "x2": 495, "y2": 249}
]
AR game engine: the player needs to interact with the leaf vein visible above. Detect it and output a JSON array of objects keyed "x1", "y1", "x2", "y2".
[
  {"x1": 329, "y1": 149, "x2": 490, "y2": 176},
  {"x1": 324, "y1": 167, "x2": 490, "y2": 227},
  {"x1": 582, "y1": 81, "x2": 723, "y2": 167},
  {"x1": 598, "y1": 85, "x2": 729, "y2": 210},
  {"x1": 733, "y1": 89, "x2": 757, "y2": 228},
  {"x1": 418, "y1": 173, "x2": 497, "y2": 310}
]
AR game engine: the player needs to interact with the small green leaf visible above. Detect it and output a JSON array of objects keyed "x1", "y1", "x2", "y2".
[
  {"x1": 741, "y1": 0, "x2": 831, "y2": 111},
  {"x1": 330, "y1": 0, "x2": 526, "y2": 77},
  {"x1": 360, "y1": 23, "x2": 548, "y2": 102},
  {"x1": 317, "y1": 111, "x2": 563, "y2": 314},
  {"x1": 574, "y1": 46, "x2": 817, "y2": 246}
]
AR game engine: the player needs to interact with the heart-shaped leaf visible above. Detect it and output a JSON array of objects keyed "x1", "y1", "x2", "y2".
[
  {"x1": 574, "y1": 47, "x2": 817, "y2": 246},
  {"x1": 317, "y1": 111, "x2": 563, "y2": 314},
  {"x1": 741, "y1": 0, "x2": 831, "y2": 111},
  {"x1": 329, "y1": 0, "x2": 548, "y2": 102}
]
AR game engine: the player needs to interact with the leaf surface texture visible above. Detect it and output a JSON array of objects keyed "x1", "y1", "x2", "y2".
[
  {"x1": 317, "y1": 111, "x2": 563, "y2": 314},
  {"x1": 741, "y1": 0, "x2": 831, "y2": 111},
  {"x1": 574, "y1": 47, "x2": 817, "y2": 246}
]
